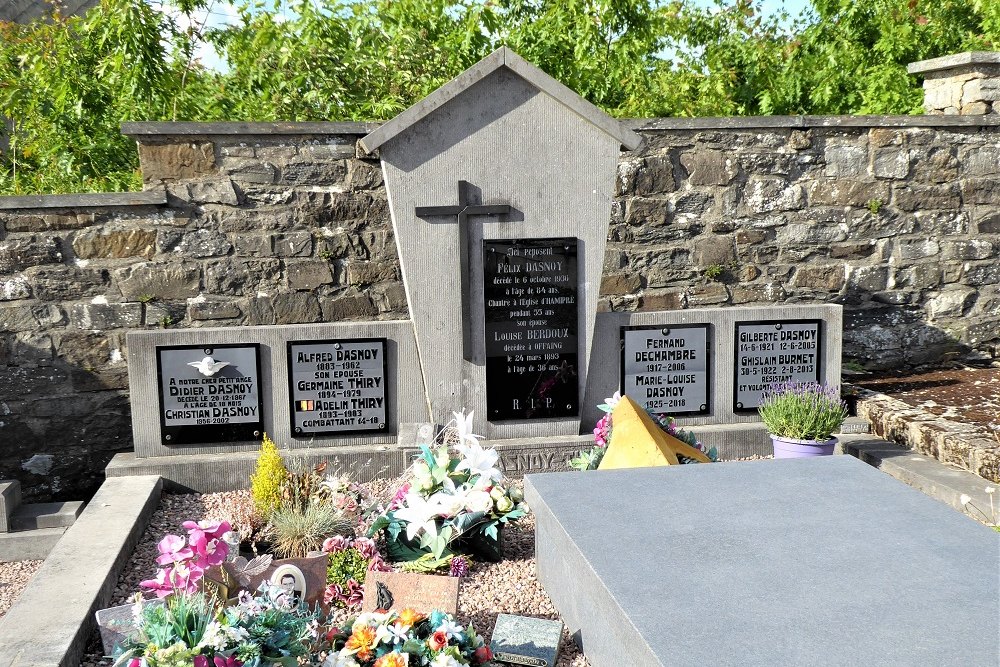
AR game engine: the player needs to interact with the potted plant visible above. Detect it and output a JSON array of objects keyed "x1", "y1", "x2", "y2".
[{"x1": 758, "y1": 381, "x2": 848, "y2": 458}]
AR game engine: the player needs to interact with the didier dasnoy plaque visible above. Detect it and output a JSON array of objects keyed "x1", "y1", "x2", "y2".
[
  {"x1": 734, "y1": 319, "x2": 822, "y2": 410},
  {"x1": 157, "y1": 344, "x2": 263, "y2": 445},
  {"x1": 621, "y1": 325, "x2": 709, "y2": 415},
  {"x1": 288, "y1": 339, "x2": 388, "y2": 436}
]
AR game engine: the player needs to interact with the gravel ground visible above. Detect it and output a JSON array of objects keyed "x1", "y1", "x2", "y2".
[
  {"x1": 79, "y1": 482, "x2": 589, "y2": 667},
  {"x1": 0, "y1": 559, "x2": 43, "y2": 619}
]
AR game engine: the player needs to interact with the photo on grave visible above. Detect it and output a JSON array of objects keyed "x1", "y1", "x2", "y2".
[
  {"x1": 483, "y1": 238, "x2": 580, "y2": 421},
  {"x1": 156, "y1": 343, "x2": 263, "y2": 444},
  {"x1": 734, "y1": 319, "x2": 823, "y2": 411},
  {"x1": 270, "y1": 564, "x2": 306, "y2": 606},
  {"x1": 620, "y1": 324, "x2": 711, "y2": 416},
  {"x1": 287, "y1": 338, "x2": 389, "y2": 437}
]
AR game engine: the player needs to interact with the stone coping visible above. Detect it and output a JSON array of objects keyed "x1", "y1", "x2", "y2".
[
  {"x1": 0, "y1": 475, "x2": 162, "y2": 667},
  {"x1": 0, "y1": 187, "x2": 167, "y2": 211},
  {"x1": 121, "y1": 121, "x2": 381, "y2": 137},
  {"x1": 855, "y1": 385, "x2": 1000, "y2": 484},
  {"x1": 907, "y1": 51, "x2": 1000, "y2": 74}
]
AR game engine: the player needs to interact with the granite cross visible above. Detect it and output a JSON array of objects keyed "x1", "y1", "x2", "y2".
[{"x1": 415, "y1": 180, "x2": 511, "y2": 360}]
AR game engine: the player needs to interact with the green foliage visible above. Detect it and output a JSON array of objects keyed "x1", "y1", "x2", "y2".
[
  {"x1": 867, "y1": 198, "x2": 883, "y2": 214},
  {"x1": 3, "y1": 0, "x2": 1000, "y2": 193},
  {"x1": 326, "y1": 546, "x2": 369, "y2": 587},
  {"x1": 250, "y1": 433, "x2": 288, "y2": 520},
  {"x1": 569, "y1": 446, "x2": 606, "y2": 471},
  {"x1": 703, "y1": 264, "x2": 725, "y2": 281},
  {"x1": 267, "y1": 501, "x2": 351, "y2": 558},
  {"x1": 758, "y1": 382, "x2": 848, "y2": 441}
]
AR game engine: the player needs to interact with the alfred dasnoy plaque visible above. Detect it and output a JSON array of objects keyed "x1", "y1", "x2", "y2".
[
  {"x1": 287, "y1": 339, "x2": 388, "y2": 436},
  {"x1": 484, "y1": 238, "x2": 579, "y2": 421},
  {"x1": 157, "y1": 344, "x2": 262, "y2": 444},
  {"x1": 621, "y1": 325, "x2": 709, "y2": 415},
  {"x1": 734, "y1": 319, "x2": 822, "y2": 410}
]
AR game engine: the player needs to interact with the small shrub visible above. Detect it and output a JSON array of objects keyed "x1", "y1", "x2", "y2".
[
  {"x1": 867, "y1": 198, "x2": 882, "y2": 214},
  {"x1": 251, "y1": 434, "x2": 288, "y2": 520},
  {"x1": 267, "y1": 502, "x2": 351, "y2": 559},
  {"x1": 279, "y1": 461, "x2": 327, "y2": 514},
  {"x1": 703, "y1": 264, "x2": 724, "y2": 281}
]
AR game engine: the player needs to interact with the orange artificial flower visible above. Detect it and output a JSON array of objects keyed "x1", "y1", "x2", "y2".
[
  {"x1": 397, "y1": 608, "x2": 425, "y2": 628},
  {"x1": 427, "y1": 629, "x2": 449, "y2": 651},
  {"x1": 373, "y1": 652, "x2": 408, "y2": 667},
  {"x1": 346, "y1": 625, "x2": 378, "y2": 661}
]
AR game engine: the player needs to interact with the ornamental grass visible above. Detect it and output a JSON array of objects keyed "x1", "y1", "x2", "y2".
[{"x1": 758, "y1": 381, "x2": 848, "y2": 441}]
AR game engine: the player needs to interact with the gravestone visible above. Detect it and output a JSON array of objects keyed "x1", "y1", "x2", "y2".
[
  {"x1": 489, "y1": 614, "x2": 563, "y2": 667},
  {"x1": 526, "y1": 457, "x2": 1000, "y2": 667},
  {"x1": 95, "y1": 598, "x2": 164, "y2": 654},
  {"x1": 360, "y1": 571, "x2": 460, "y2": 615}
]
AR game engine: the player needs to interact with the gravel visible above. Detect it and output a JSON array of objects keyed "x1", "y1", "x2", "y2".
[
  {"x1": 79, "y1": 483, "x2": 589, "y2": 667},
  {"x1": 0, "y1": 559, "x2": 43, "y2": 619}
]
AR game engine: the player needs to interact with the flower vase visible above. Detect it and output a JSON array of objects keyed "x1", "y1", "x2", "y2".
[{"x1": 770, "y1": 435, "x2": 837, "y2": 459}]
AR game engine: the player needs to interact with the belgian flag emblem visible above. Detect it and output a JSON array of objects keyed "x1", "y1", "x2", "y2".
[{"x1": 295, "y1": 400, "x2": 315, "y2": 412}]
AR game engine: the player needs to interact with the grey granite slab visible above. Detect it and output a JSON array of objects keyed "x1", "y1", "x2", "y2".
[
  {"x1": 490, "y1": 613, "x2": 562, "y2": 667},
  {"x1": 525, "y1": 456, "x2": 1000, "y2": 667}
]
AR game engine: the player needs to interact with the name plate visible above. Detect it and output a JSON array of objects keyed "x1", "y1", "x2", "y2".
[
  {"x1": 483, "y1": 238, "x2": 579, "y2": 421},
  {"x1": 287, "y1": 339, "x2": 388, "y2": 436},
  {"x1": 489, "y1": 614, "x2": 562, "y2": 667},
  {"x1": 734, "y1": 319, "x2": 822, "y2": 410},
  {"x1": 156, "y1": 344, "x2": 263, "y2": 445},
  {"x1": 621, "y1": 325, "x2": 709, "y2": 415}
]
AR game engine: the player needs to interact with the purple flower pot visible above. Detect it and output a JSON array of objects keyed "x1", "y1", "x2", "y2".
[{"x1": 770, "y1": 435, "x2": 837, "y2": 458}]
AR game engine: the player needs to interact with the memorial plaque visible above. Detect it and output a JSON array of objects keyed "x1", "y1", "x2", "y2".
[
  {"x1": 360, "y1": 571, "x2": 460, "y2": 615},
  {"x1": 96, "y1": 598, "x2": 165, "y2": 654},
  {"x1": 734, "y1": 319, "x2": 822, "y2": 410},
  {"x1": 287, "y1": 338, "x2": 388, "y2": 436},
  {"x1": 620, "y1": 324, "x2": 710, "y2": 415},
  {"x1": 490, "y1": 613, "x2": 563, "y2": 667},
  {"x1": 156, "y1": 344, "x2": 262, "y2": 444},
  {"x1": 484, "y1": 238, "x2": 579, "y2": 421}
]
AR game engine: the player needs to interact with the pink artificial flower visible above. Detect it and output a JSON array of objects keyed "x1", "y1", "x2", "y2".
[
  {"x1": 352, "y1": 537, "x2": 379, "y2": 560},
  {"x1": 183, "y1": 520, "x2": 232, "y2": 542},
  {"x1": 214, "y1": 656, "x2": 243, "y2": 667},
  {"x1": 368, "y1": 554, "x2": 392, "y2": 573},
  {"x1": 139, "y1": 568, "x2": 176, "y2": 598},
  {"x1": 128, "y1": 658, "x2": 143, "y2": 667},
  {"x1": 388, "y1": 483, "x2": 410, "y2": 510},
  {"x1": 323, "y1": 579, "x2": 364, "y2": 608},
  {"x1": 189, "y1": 531, "x2": 228, "y2": 568},
  {"x1": 155, "y1": 534, "x2": 194, "y2": 566},
  {"x1": 193, "y1": 657, "x2": 209, "y2": 667},
  {"x1": 322, "y1": 535, "x2": 350, "y2": 553}
]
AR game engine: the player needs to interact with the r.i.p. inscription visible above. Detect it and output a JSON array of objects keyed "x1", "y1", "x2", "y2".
[{"x1": 484, "y1": 238, "x2": 579, "y2": 421}]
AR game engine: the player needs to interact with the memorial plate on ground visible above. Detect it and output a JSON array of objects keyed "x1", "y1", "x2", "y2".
[
  {"x1": 360, "y1": 571, "x2": 460, "y2": 615},
  {"x1": 620, "y1": 324, "x2": 710, "y2": 415},
  {"x1": 156, "y1": 344, "x2": 263, "y2": 444},
  {"x1": 490, "y1": 613, "x2": 563, "y2": 667},
  {"x1": 484, "y1": 238, "x2": 579, "y2": 421},
  {"x1": 287, "y1": 338, "x2": 388, "y2": 436},
  {"x1": 734, "y1": 319, "x2": 821, "y2": 410}
]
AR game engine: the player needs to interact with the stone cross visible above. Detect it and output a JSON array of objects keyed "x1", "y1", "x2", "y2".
[{"x1": 415, "y1": 180, "x2": 511, "y2": 360}]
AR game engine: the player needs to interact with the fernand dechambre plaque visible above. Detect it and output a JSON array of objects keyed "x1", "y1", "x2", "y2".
[
  {"x1": 287, "y1": 338, "x2": 388, "y2": 436},
  {"x1": 484, "y1": 238, "x2": 579, "y2": 421},
  {"x1": 156, "y1": 344, "x2": 263, "y2": 444},
  {"x1": 734, "y1": 319, "x2": 822, "y2": 410},
  {"x1": 621, "y1": 325, "x2": 709, "y2": 415}
]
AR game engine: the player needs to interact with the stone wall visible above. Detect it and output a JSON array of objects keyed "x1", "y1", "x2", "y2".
[{"x1": 2, "y1": 115, "x2": 1000, "y2": 500}]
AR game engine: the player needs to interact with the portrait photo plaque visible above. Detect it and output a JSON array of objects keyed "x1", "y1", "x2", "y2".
[
  {"x1": 483, "y1": 238, "x2": 579, "y2": 421},
  {"x1": 287, "y1": 338, "x2": 388, "y2": 436},
  {"x1": 734, "y1": 319, "x2": 822, "y2": 410},
  {"x1": 156, "y1": 343, "x2": 263, "y2": 445},
  {"x1": 620, "y1": 324, "x2": 710, "y2": 415}
]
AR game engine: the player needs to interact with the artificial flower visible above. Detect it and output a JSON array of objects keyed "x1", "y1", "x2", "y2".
[
  {"x1": 397, "y1": 608, "x2": 425, "y2": 628},
  {"x1": 463, "y1": 489, "x2": 492, "y2": 514},
  {"x1": 345, "y1": 625, "x2": 379, "y2": 661},
  {"x1": 449, "y1": 556, "x2": 470, "y2": 578},
  {"x1": 393, "y1": 493, "x2": 446, "y2": 541},
  {"x1": 473, "y1": 646, "x2": 493, "y2": 664},
  {"x1": 430, "y1": 653, "x2": 463, "y2": 667},
  {"x1": 324, "y1": 654, "x2": 360, "y2": 667},
  {"x1": 323, "y1": 535, "x2": 351, "y2": 553},
  {"x1": 139, "y1": 568, "x2": 177, "y2": 598},
  {"x1": 374, "y1": 652, "x2": 409, "y2": 667},
  {"x1": 454, "y1": 442, "x2": 502, "y2": 483},
  {"x1": 427, "y1": 629, "x2": 449, "y2": 651},
  {"x1": 453, "y1": 410, "x2": 482, "y2": 447},
  {"x1": 436, "y1": 617, "x2": 464, "y2": 640},
  {"x1": 155, "y1": 534, "x2": 193, "y2": 566}
]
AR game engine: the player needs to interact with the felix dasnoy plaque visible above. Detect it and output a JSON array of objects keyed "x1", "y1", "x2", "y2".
[
  {"x1": 156, "y1": 344, "x2": 263, "y2": 444},
  {"x1": 621, "y1": 324, "x2": 709, "y2": 415},
  {"x1": 734, "y1": 319, "x2": 822, "y2": 410},
  {"x1": 287, "y1": 338, "x2": 388, "y2": 436},
  {"x1": 483, "y1": 238, "x2": 579, "y2": 421}
]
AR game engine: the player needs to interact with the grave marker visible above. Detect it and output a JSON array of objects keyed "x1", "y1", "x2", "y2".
[
  {"x1": 734, "y1": 319, "x2": 822, "y2": 410},
  {"x1": 621, "y1": 324, "x2": 710, "y2": 415},
  {"x1": 95, "y1": 598, "x2": 164, "y2": 655},
  {"x1": 489, "y1": 614, "x2": 563, "y2": 667},
  {"x1": 360, "y1": 571, "x2": 460, "y2": 615}
]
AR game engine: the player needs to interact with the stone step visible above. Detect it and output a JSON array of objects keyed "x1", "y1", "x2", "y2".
[
  {"x1": 10, "y1": 501, "x2": 85, "y2": 531},
  {"x1": 0, "y1": 480, "x2": 22, "y2": 533}
]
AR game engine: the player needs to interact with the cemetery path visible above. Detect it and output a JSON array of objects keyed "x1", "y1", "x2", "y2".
[{"x1": 854, "y1": 365, "x2": 1000, "y2": 437}]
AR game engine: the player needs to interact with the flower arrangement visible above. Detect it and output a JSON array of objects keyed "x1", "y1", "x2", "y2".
[
  {"x1": 323, "y1": 609, "x2": 493, "y2": 667},
  {"x1": 140, "y1": 520, "x2": 233, "y2": 598},
  {"x1": 570, "y1": 392, "x2": 717, "y2": 470},
  {"x1": 115, "y1": 584, "x2": 320, "y2": 667},
  {"x1": 322, "y1": 536, "x2": 392, "y2": 608},
  {"x1": 758, "y1": 381, "x2": 847, "y2": 441},
  {"x1": 369, "y1": 411, "x2": 527, "y2": 562}
]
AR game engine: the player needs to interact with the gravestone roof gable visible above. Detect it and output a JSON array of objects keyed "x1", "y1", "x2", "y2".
[{"x1": 360, "y1": 46, "x2": 642, "y2": 152}]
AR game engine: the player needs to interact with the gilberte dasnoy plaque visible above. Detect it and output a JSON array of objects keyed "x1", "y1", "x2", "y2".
[
  {"x1": 287, "y1": 338, "x2": 388, "y2": 436},
  {"x1": 483, "y1": 238, "x2": 579, "y2": 421},
  {"x1": 620, "y1": 324, "x2": 710, "y2": 415},
  {"x1": 156, "y1": 344, "x2": 263, "y2": 444},
  {"x1": 734, "y1": 319, "x2": 822, "y2": 410}
]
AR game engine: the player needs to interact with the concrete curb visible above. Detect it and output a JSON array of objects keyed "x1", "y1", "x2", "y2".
[
  {"x1": 855, "y1": 386, "x2": 1000, "y2": 483},
  {"x1": 0, "y1": 527, "x2": 66, "y2": 562},
  {"x1": 0, "y1": 475, "x2": 163, "y2": 667}
]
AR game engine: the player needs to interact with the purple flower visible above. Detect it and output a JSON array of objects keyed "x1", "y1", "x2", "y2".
[{"x1": 449, "y1": 556, "x2": 470, "y2": 577}]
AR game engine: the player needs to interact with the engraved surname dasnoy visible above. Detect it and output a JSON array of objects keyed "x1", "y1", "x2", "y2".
[{"x1": 493, "y1": 653, "x2": 546, "y2": 667}]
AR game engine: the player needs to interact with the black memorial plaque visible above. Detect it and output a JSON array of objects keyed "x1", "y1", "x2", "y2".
[
  {"x1": 734, "y1": 319, "x2": 822, "y2": 410},
  {"x1": 620, "y1": 324, "x2": 710, "y2": 415},
  {"x1": 287, "y1": 339, "x2": 388, "y2": 436},
  {"x1": 484, "y1": 238, "x2": 579, "y2": 421},
  {"x1": 156, "y1": 344, "x2": 263, "y2": 445}
]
